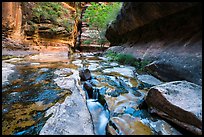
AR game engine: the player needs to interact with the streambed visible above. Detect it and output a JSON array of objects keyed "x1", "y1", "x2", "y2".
[{"x1": 2, "y1": 51, "x2": 182, "y2": 135}]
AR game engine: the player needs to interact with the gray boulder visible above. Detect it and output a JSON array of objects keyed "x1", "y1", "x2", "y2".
[
  {"x1": 145, "y1": 81, "x2": 202, "y2": 135},
  {"x1": 79, "y1": 68, "x2": 92, "y2": 81},
  {"x1": 84, "y1": 81, "x2": 93, "y2": 98}
]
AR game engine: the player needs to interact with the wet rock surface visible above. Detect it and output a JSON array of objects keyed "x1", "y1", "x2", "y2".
[
  {"x1": 83, "y1": 82, "x2": 94, "y2": 98},
  {"x1": 145, "y1": 81, "x2": 202, "y2": 135},
  {"x1": 2, "y1": 61, "x2": 16, "y2": 86},
  {"x1": 2, "y1": 52, "x2": 76, "y2": 135},
  {"x1": 2, "y1": 52, "x2": 200, "y2": 135},
  {"x1": 79, "y1": 68, "x2": 92, "y2": 81},
  {"x1": 40, "y1": 77, "x2": 94, "y2": 135},
  {"x1": 137, "y1": 74, "x2": 163, "y2": 89},
  {"x1": 40, "y1": 68, "x2": 94, "y2": 135},
  {"x1": 2, "y1": 52, "x2": 92, "y2": 135},
  {"x1": 54, "y1": 68, "x2": 73, "y2": 77},
  {"x1": 102, "y1": 67, "x2": 135, "y2": 78},
  {"x1": 108, "y1": 114, "x2": 153, "y2": 135},
  {"x1": 77, "y1": 53, "x2": 185, "y2": 135}
]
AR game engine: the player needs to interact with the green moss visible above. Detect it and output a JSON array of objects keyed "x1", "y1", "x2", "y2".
[
  {"x1": 105, "y1": 51, "x2": 150, "y2": 72},
  {"x1": 82, "y1": 40, "x2": 92, "y2": 45},
  {"x1": 97, "y1": 38, "x2": 108, "y2": 46},
  {"x1": 2, "y1": 55, "x2": 18, "y2": 60}
]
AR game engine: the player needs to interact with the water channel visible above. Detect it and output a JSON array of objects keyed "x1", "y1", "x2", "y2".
[{"x1": 2, "y1": 51, "x2": 183, "y2": 135}]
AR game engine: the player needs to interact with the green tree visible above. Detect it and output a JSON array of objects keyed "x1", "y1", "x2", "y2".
[{"x1": 83, "y1": 2, "x2": 122, "y2": 47}]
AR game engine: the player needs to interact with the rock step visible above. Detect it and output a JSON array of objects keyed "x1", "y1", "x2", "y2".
[{"x1": 40, "y1": 76, "x2": 94, "y2": 135}]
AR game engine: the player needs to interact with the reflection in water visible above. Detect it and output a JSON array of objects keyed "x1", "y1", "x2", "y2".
[
  {"x1": 2, "y1": 52, "x2": 182, "y2": 135},
  {"x1": 2, "y1": 52, "x2": 74, "y2": 135}
]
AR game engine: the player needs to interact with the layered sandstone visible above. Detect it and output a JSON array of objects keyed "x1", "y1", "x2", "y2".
[{"x1": 2, "y1": 2, "x2": 81, "y2": 52}]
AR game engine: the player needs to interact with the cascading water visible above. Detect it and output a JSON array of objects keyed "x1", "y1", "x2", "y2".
[
  {"x1": 83, "y1": 84, "x2": 110, "y2": 135},
  {"x1": 2, "y1": 52, "x2": 184, "y2": 135}
]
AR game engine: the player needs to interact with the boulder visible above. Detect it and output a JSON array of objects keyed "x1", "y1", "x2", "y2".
[
  {"x1": 84, "y1": 81, "x2": 93, "y2": 98},
  {"x1": 145, "y1": 81, "x2": 202, "y2": 135},
  {"x1": 145, "y1": 60, "x2": 202, "y2": 86},
  {"x1": 84, "y1": 81, "x2": 93, "y2": 92},
  {"x1": 79, "y1": 68, "x2": 92, "y2": 81}
]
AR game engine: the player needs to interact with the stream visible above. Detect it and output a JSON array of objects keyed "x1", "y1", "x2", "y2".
[{"x1": 2, "y1": 51, "x2": 182, "y2": 135}]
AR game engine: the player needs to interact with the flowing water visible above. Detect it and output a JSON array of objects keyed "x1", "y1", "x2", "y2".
[{"x1": 2, "y1": 51, "x2": 182, "y2": 135}]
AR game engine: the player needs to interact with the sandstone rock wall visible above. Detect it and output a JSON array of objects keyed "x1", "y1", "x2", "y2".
[
  {"x1": 21, "y1": 2, "x2": 79, "y2": 50},
  {"x1": 105, "y1": 2, "x2": 202, "y2": 85},
  {"x1": 2, "y1": 2, "x2": 22, "y2": 39},
  {"x1": 2, "y1": 2, "x2": 81, "y2": 51}
]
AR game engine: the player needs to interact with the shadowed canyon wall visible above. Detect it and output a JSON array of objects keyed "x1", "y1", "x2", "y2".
[{"x1": 105, "y1": 2, "x2": 202, "y2": 85}]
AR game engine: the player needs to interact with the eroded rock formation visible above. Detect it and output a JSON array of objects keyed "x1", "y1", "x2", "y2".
[
  {"x1": 105, "y1": 2, "x2": 202, "y2": 85},
  {"x1": 2, "y1": 2, "x2": 22, "y2": 39},
  {"x1": 2, "y1": 2, "x2": 81, "y2": 52}
]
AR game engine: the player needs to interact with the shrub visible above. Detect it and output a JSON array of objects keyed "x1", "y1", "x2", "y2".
[
  {"x1": 105, "y1": 50, "x2": 150, "y2": 71},
  {"x1": 2, "y1": 55, "x2": 18, "y2": 60},
  {"x1": 97, "y1": 35, "x2": 108, "y2": 46},
  {"x1": 82, "y1": 40, "x2": 92, "y2": 45},
  {"x1": 32, "y1": 2, "x2": 73, "y2": 32}
]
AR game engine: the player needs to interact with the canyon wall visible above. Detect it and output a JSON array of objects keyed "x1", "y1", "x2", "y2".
[
  {"x1": 2, "y1": 2, "x2": 22, "y2": 39},
  {"x1": 105, "y1": 2, "x2": 202, "y2": 85},
  {"x1": 2, "y1": 2, "x2": 81, "y2": 52}
]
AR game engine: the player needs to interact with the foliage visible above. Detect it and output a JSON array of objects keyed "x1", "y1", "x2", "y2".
[
  {"x1": 97, "y1": 38, "x2": 108, "y2": 46},
  {"x1": 82, "y1": 39, "x2": 92, "y2": 45},
  {"x1": 83, "y1": 2, "x2": 122, "y2": 47},
  {"x1": 32, "y1": 2, "x2": 74, "y2": 32},
  {"x1": 2, "y1": 55, "x2": 18, "y2": 60},
  {"x1": 105, "y1": 51, "x2": 150, "y2": 71},
  {"x1": 61, "y1": 19, "x2": 73, "y2": 32}
]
